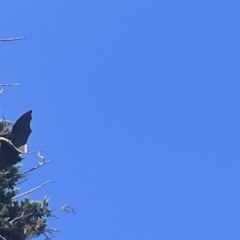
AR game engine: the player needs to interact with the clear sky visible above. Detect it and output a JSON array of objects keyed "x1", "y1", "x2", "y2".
[{"x1": 1, "y1": 1, "x2": 240, "y2": 239}]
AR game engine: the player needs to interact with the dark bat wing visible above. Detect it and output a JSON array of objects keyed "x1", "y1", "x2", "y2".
[{"x1": 9, "y1": 110, "x2": 32, "y2": 150}]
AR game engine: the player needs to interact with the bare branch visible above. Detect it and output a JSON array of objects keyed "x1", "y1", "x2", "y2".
[
  {"x1": 0, "y1": 83, "x2": 21, "y2": 96},
  {"x1": 38, "y1": 151, "x2": 45, "y2": 162},
  {"x1": 0, "y1": 83, "x2": 21, "y2": 95},
  {"x1": 0, "y1": 37, "x2": 25, "y2": 42},
  {"x1": 12, "y1": 180, "x2": 55, "y2": 200},
  {"x1": 43, "y1": 228, "x2": 61, "y2": 240},
  {"x1": 38, "y1": 151, "x2": 44, "y2": 159},
  {"x1": 20, "y1": 159, "x2": 50, "y2": 176},
  {"x1": 21, "y1": 151, "x2": 50, "y2": 176},
  {"x1": 0, "y1": 234, "x2": 7, "y2": 240},
  {"x1": 17, "y1": 178, "x2": 28, "y2": 185},
  {"x1": 0, "y1": 83, "x2": 22, "y2": 87},
  {"x1": 8, "y1": 211, "x2": 34, "y2": 226},
  {"x1": 0, "y1": 152, "x2": 50, "y2": 184},
  {"x1": 27, "y1": 150, "x2": 43, "y2": 155},
  {"x1": 60, "y1": 204, "x2": 76, "y2": 214},
  {"x1": 48, "y1": 204, "x2": 76, "y2": 216}
]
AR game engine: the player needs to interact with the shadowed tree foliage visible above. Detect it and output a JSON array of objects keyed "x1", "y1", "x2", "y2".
[{"x1": 0, "y1": 118, "x2": 54, "y2": 240}]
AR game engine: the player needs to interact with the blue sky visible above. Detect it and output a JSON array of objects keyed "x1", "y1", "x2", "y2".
[{"x1": 1, "y1": 1, "x2": 240, "y2": 239}]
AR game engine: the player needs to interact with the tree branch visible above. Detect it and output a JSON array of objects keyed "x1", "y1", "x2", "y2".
[
  {"x1": 0, "y1": 83, "x2": 22, "y2": 95},
  {"x1": 0, "y1": 37, "x2": 25, "y2": 42},
  {"x1": 0, "y1": 83, "x2": 22, "y2": 87},
  {"x1": 0, "y1": 234, "x2": 7, "y2": 240},
  {"x1": 0, "y1": 151, "x2": 49, "y2": 184},
  {"x1": 12, "y1": 180, "x2": 55, "y2": 200},
  {"x1": 20, "y1": 151, "x2": 50, "y2": 176},
  {"x1": 8, "y1": 211, "x2": 34, "y2": 226}
]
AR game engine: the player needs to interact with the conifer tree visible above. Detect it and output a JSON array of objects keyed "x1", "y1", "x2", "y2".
[
  {"x1": 0, "y1": 118, "x2": 53, "y2": 240},
  {"x1": 0, "y1": 38, "x2": 73, "y2": 240}
]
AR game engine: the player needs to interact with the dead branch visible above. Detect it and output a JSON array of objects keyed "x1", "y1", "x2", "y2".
[
  {"x1": 12, "y1": 180, "x2": 55, "y2": 200},
  {"x1": 0, "y1": 83, "x2": 21, "y2": 95},
  {"x1": 43, "y1": 228, "x2": 61, "y2": 240},
  {"x1": 20, "y1": 159, "x2": 50, "y2": 176},
  {"x1": 0, "y1": 83, "x2": 22, "y2": 87},
  {"x1": 0, "y1": 234, "x2": 7, "y2": 240},
  {"x1": 0, "y1": 152, "x2": 49, "y2": 184},
  {"x1": 46, "y1": 204, "x2": 76, "y2": 217},
  {"x1": 0, "y1": 37, "x2": 25, "y2": 42},
  {"x1": 60, "y1": 204, "x2": 75, "y2": 214},
  {"x1": 21, "y1": 151, "x2": 50, "y2": 175},
  {"x1": 8, "y1": 211, "x2": 34, "y2": 227}
]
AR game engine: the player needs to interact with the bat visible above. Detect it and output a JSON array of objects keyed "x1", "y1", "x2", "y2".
[
  {"x1": 0, "y1": 137, "x2": 23, "y2": 170},
  {"x1": 0, "y1": 110, "x2": 32, "y2": 170}
]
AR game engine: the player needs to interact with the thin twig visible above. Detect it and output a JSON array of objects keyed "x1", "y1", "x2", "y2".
[
  {"x1": 0, "y1": 37, "x2": 25, "y2": 42},
  {"x1": 17, "y1": 178, "x2": 28, "y2": 185},
  {"x1": 26, "y1": 150, "x2": 43, "y2": 155},
  {"x1": 8, "y1": 211, "x2": 34, "y2": 226},
  {"x1": 0, "y1": 234, "x2": 7, "y2": 240},
  {"x1": 12, "y1": 180, "x2": 55, "y2": 200},
  {"x1": 21, "y1": 151, "x2": 50, "y2": 176},
  {"x1": 0, "y1": 152, "x2": 49, "y2": 184},
  {"x1": 0, "y1": 83, "x2": 21, "y2": 95},
  {"x1": 48, "y1": 204, "x2": 76, "y2": 216},
  {"x1": 20, "y1": 159, "x2": 50, "y2": 176},
  {"x1": 60, "y1": 204, "x2": 76, "y2": 214},
  {"x1": 0, "y1": 83, "x2": 22, "y2": 87}
]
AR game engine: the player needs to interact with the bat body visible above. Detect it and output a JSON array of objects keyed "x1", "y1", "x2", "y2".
[
  {"x1": 0, "y1": 110, "x2": 32, "y2": 170},
  {"x1": 0, "y1": 137, "x2": 23, "y2": 170}
]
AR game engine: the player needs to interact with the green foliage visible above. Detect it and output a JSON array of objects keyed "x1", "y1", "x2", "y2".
[{"x1": 0, "y1": 120, "x2": 52, "y2": 240}]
